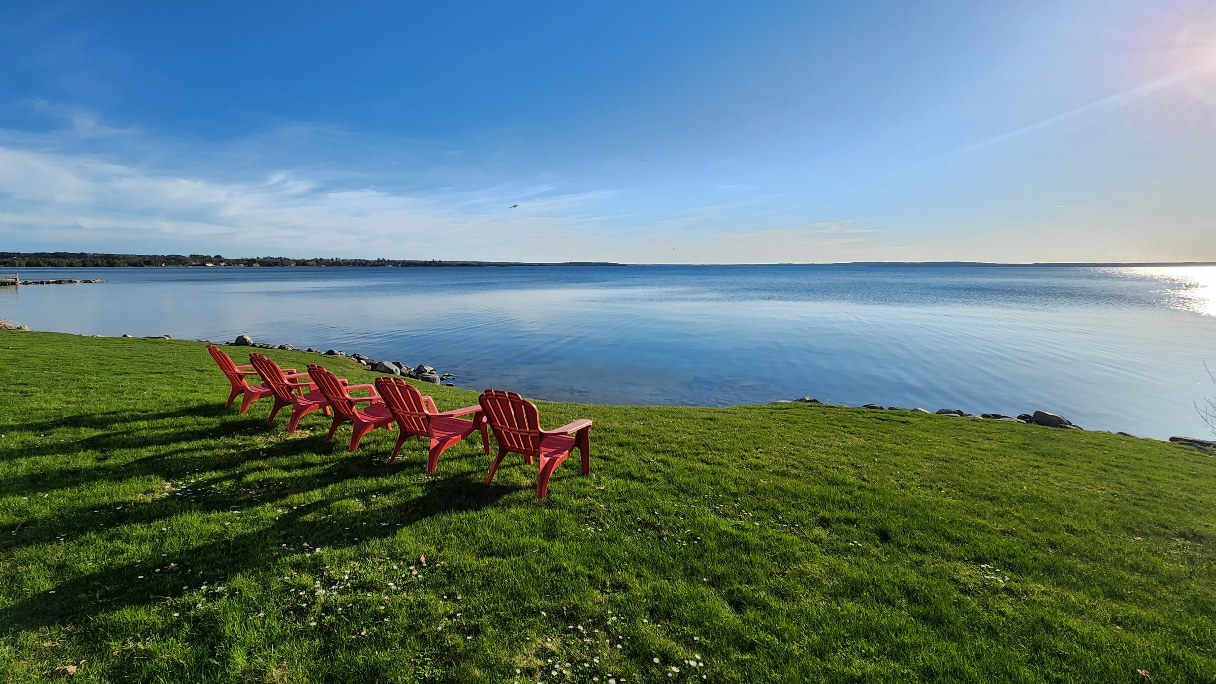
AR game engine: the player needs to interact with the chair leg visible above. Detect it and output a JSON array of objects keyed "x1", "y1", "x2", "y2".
[
  {"x1": 325, "y1": 417, "x2": 344, "y2": 442},
  {"x1": 427, "y1": 438, "x2": 442, "y2": 473},
  {"x1": 479, "y1": 421, "x2": 490, "y2": 455},
  {"x1": 537, "y1": 455, "x2": 563, "y2": 498},
  {"x1": 226, "y1": 386, "x2": 242, "y2": 408},
  {"x1": 349, "y1": 421, "x2": 375, "y2": 451},
  {"x1": 267, "y1": 398, "x2": 289, "y2": 424},
  {"x1": 485, "y1": 445, "x2": 509, "y2": 484},
  {"x1": 239, "y1": 391, "x2": 259, "y2": 415},
  {"x1": 577, "y1": 427, "x2": 591, "y2": 475},
  {"x1": 427, "y1": 435, "x2": 461, "y2": 473},
  {"x1": 287, "y1": 404, "x2": 319, "y2": 433},
  {"x1": 389, "y1": 431, "x2": 411, "y2": 463}
]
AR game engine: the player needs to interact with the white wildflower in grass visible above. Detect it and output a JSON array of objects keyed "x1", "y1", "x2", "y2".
[{"x1": 653, "y1": 658, "x2": 660, "y2": 663}]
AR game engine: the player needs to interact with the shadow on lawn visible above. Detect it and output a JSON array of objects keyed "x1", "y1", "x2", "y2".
[
  {"x1": 0, "y1": 466, "x2": 515, "y2": 634},
  {"x1": 2, "y1": 404, "x2": 502, "y2": 551},
  {"x1": 1, "y1": 397, "x2": 524, "y2": 635}
]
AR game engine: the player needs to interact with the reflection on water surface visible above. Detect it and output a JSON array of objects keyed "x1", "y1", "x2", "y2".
[{"x1": 2, "y1": 264, "x2": 1215, "y2": 439}]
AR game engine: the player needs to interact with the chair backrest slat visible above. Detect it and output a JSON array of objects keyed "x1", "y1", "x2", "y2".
[
  {"x1": 375, "y1": 377, "x2": 431, "y2": 435},
  {"x1": 308, "y1": 365, "x2": 356, "y2": 420},
  {"x1": 207, "y1": 345, "x2": 247, "y2": 388},
  {"x1": 250, "y1": 354, "x2": 294, "y2": 403},
  {"x1": 479, "y1": 389, "x2": 541, "y2": 455}
]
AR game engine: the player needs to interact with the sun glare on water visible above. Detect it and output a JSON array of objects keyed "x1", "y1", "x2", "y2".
[{"x1": 1117, "y1": 266, "x2": 1216, "y2": 316}]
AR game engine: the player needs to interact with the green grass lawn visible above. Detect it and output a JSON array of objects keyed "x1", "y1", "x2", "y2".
[{"x1": 1, "y1": 331, "x2": 1213, "y2": 683}]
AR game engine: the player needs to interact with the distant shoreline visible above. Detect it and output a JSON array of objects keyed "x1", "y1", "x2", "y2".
[
  {"x1": 0, "y1": 252, "x2": 624, "y2": 268},
  {"x1": 2, "y1": 252, "x2": 1213, "y2": 269}
]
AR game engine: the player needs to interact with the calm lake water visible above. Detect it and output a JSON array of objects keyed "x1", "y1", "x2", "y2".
[{"x1": 3, "y1": 264, "x2": 1215, "y2": 439}]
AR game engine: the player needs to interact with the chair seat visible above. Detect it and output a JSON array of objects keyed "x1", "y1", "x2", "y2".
[
  {"x1": 295, "y1": 389, "x2": 328, "y2": 407},
  {"x1": 539, "y1": 433, "x2": 576, "y2": 459},
  {"x1": 247, "y1": 383, "x2": 274, "y2": 398},
  {"x1": 357, "y1": 403, "x2": 394, "y2": 423},
  {"x1": 430, "y1": 414, "x2": 481, "y2": 436}
]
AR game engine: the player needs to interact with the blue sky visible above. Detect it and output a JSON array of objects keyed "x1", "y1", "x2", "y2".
[{"x1": 1, "y1": 1, "x2": 1214, "y2": 263}]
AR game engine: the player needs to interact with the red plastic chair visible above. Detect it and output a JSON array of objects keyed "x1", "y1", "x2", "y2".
[
  {"x1": 249, "y1": 353, "x2": 333, "y2": 432},
  {"x1": 308, "y1": 364, "x2": 394, "y2": 451},
  {"x1": 208, "y1": 344, "x2": 276, "y2": 414},
  {"x1": 374, "y1": 376, "x2": 490, "y2": 472},
  {"x1": 479, "y1": 389, "x2": 592, "y2": 498}
]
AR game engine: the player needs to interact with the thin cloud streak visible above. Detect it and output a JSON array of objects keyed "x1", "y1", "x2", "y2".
[{"x1": 878, "y1": 63, "x2": 1216, "y2": 185}]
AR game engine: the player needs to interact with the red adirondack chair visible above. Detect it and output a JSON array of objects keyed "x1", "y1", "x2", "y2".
[
  {"x1": 308, "y1": 364, "x2": 394, "y2": 451},
  {"x1": 207, "y1": 344, "x2": 277, "y2": 414},
  {"x1": 249, "y1": 353, "x2": 334, "y2": 432},
  {"x1": 374, "y1": 376, "x2": 489, "y2": 472},
  {"x1": 479, "y1": 389, "x2": 592, "y2": 498}
]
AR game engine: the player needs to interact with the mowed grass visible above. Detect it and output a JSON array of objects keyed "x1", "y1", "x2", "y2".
[{"x1": 0, "y1": 331, "x2": 1214, "y2": 683}]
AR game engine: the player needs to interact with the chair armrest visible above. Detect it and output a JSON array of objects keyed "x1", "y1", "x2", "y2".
[
  {"x1": 281, "y1": 368, "x2": 298, "y2": 374},
  {"x1": 422, "y1": 396, "x2": 438, "y2": 413},
  {"x1": 283, "y1": 372, "x2": 308, "y2": 380},
  {"x1": 235, "y1": 364, "x2": 254, "y2": 370},
  {"x1": 344, "y1": 383, "x2": 377, "y2": 392},
  {"x1": 542, "y1": 419, "x2": 592, "y2": 436},
  {"x1": 436, "y1": 405, "x2": 481, "y2": 418},
  {"x1": 350, "y1": 396, "x2": 382, "y2": 404},
  {"x1": 239, "y1": 370, "x2": 261, "y2": 377}
]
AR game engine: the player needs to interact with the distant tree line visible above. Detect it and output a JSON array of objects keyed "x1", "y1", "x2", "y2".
[{"x1": 0, "y1": 252, "x2": 621, "y2": 268}]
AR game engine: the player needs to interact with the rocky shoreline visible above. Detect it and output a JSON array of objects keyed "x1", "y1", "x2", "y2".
[
  {"x1": 773, "y1": 397, "x2": 1086, "y2": 430},
  {"x1": 225, "y1": 333, "x2": 454, "y2": 386},
  {"x1": 765, "y1": 396, "x2": 1213, "y2": 450}
]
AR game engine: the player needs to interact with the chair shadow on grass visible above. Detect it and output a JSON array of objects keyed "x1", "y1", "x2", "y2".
[
  {"x1": 0, "y1": 404, "x2": 329, "y2": 506},
  {"x1": 0, "y1": 400, "x2": 525, "y2": 635},
  {"x1": 0, "y1": 468, "x2": 517, "y2": 635}
]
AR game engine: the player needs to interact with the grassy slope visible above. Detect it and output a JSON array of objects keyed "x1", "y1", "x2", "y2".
[{"x1": 0, "y1": 331, "x2": 1213, "y2": 684}]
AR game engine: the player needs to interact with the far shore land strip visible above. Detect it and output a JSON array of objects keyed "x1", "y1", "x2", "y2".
[{"x1": 2, "y1": 252, "x2": 1216, "y2": 269}]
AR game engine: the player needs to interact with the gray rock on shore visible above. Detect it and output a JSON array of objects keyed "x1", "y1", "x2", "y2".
[
  {"x1": 233, "y1": 334, "x2": 253, "y2": 346},
  {"x1": 0, "y1": 318, "x2": 30, "y2": 331},
  {"x1": 862, "y1": 403, "x2": 885, "y2": 410},
  {"x1": 371, "y1": 361, "x2": 401, "y2": 375},
  {"x1": 1168, "y1": 436, "x2": 1215, "y2": 452},
  {"x1": 936, "y1": 409, "x2": 976, "y2": 417},
  {"x1": 1031, "y1": 410, "x2": 1073, "y2": 428}
]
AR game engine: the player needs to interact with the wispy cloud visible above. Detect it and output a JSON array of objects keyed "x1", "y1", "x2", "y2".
[{"x1": 0, "y1": 143, "x2": 620, "y2": 260}]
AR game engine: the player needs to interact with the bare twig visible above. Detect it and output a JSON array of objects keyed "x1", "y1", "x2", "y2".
[{"x1": 1196, "y1": 361, "x2": 1216, "y2": 437}]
